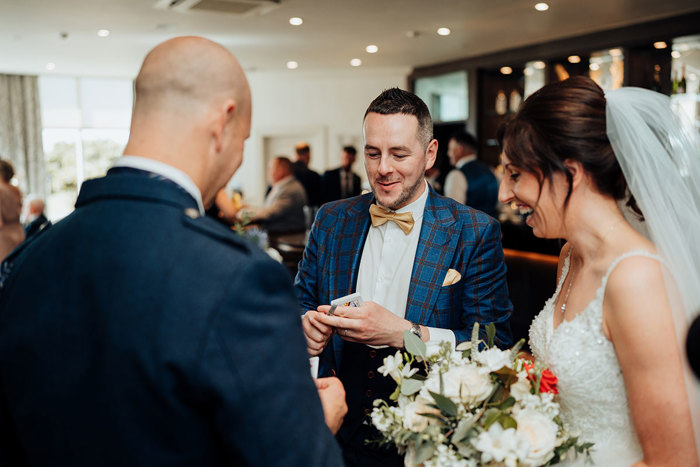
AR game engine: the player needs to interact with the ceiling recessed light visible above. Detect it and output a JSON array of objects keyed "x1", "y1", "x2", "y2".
[
  {"x1": 533, "y1": 60, "x2": 546, "y2": 69},
  {"x1": 653, "y1": 41, "x2": 667, "y2": 49},
  {"x1": 350, "y1": 58, "x2": 362, "y2": 67},
  {"x1": 671, "y1": 51, "x2": 681, "y2": 58},
  {"x1": 366, "y1": 44, "x2": 379, "y2": 54},
  {"x1": 97, "y1": 29, "x2": 110, "y2": 37},
  {"x1": 289, "y1": 17, "x2": 303, "y2": 26},
  {"x1": 608, "y1": 48, "x2": 623, "y2": 57},
  {"x1": 535, "y1": 2, "x2": 549, "y2": 11},
  {"x1": 500, "y1": 66, "x2": 513, "y2": 75},
  {"x1": 589, "y1": 63, "x2": 600, "y2": 71},
  {"x1": 568, "y1": 55, "x2": 581, "y2": 64},
  {"x1": 46, "y1": 62, "x2": 56, "y2": 71},
  {"x1": 437, "y1": 27, "x2": 451, "y2": 36},
  {"x1": 286, "y1": 61, "x2": 298, "y2": 70}
]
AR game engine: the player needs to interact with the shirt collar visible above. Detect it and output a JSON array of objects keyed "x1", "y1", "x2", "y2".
[
  {"x1": 112, "y1": 156, "x2": 205, "y2": 214},
  {"x1": 456, "y1": 155, "x2": 477, "y2": 169}
]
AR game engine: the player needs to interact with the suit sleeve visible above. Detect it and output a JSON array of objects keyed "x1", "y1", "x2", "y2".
[
  {"x1": 294, "y1": 207, "x2": 323, "y2": 314},
  {"x1": 251, "y1": 186, "x2": 306, "y2": 225},
  {"x1": 457, "y1": 217, "x2": 513, "y2": 348},
  {"x1": 0, "y1": 384, "x2": 24, "y2": 465},
  {"x1": 196, "y1": 255, "x2": 342, "y2": 466}
]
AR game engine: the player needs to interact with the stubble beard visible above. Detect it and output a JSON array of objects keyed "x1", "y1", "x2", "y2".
[{"x1": 373, "y1": 171, "x2": 426, "y2": 210}]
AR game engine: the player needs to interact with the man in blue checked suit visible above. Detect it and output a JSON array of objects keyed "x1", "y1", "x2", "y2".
[{"x1": 295, "y1": 88, "x2": 513, "y2": 467}]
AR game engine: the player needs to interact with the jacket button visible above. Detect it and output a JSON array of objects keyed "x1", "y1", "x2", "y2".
[
  {"x1": 368, "y1": 350, "x2": 377, "y2": 358},
  {"x1": 366, "y1": 389, "x2": 373, "y2": 397},
  {"x1": 367, "y1": 370, "x2": 375, "y2": 379}
]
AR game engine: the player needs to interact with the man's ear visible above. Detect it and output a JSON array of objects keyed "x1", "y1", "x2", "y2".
[
  {"x1": 425, "y1": 139, "x2": 438, "y2": 171},
  {"x1": 213, "y1": 99, "x2": 236, "y2": 153}
]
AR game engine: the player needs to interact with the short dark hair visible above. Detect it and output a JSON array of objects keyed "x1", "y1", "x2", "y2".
[
  {"x1": 451, "y1": 131, "x2": 478, "y2": 153},
  {"x1": 295, "y1": 143, "x2": 310, "y2": 156},
  {"x1": 0, "y1": 159, "x2": 15, "y2": 183},
  {"x1": 342, "y1": 146, "x2": 357, "y2": 156},
  {"x1": 364, "y1": 87, "x2": 433, "y2": 148},
  {"x1": 498, "y1": 76, "x2": 640, "y2": 217}
]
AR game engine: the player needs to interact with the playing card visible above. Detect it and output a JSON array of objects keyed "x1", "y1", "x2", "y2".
[{"x1": 329, "y1": 292, "x2": 365, "y2": 313}]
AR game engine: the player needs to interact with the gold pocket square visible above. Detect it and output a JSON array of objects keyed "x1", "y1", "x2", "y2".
[{"x1": 442, "y1": 269, "x2": 461, "y2": 287}]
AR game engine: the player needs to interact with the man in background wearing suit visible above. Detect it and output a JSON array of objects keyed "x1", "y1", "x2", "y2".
[
  {"x1": 0, "y1": 36, "x2": 345, "y2": 466},
  {"x1": 249, "y1": 156, "x2": 307, "y2": 244},
  {"x1": 322, "y1": 146, "x2": 362, "y2": 203},
  {"x1": 295, "y1": 88, "x2": 512, "y2": 467},
  {"x1": 444, "y1": 131, "x2": 499, "y2": 218},
  {"x1": 23, "y1": 196, "x2": 51, "y2": 239},
  {"x1": 292, "y1": 142, "x2": 323, "y2": 208}
]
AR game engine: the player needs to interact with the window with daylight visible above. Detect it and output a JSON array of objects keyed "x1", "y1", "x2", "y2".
[{"x1": 39, "y1": 76, "x2": 132, "y2": 220}]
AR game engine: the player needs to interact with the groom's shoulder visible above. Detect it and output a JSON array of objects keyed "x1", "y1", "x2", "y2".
[{"x1": 429, "y1": 192, "x2": 497, "y2": 231}]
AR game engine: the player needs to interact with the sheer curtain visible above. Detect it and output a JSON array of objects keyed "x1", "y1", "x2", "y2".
[{"x1": 0, "y1": 74, "x2": 45, "y2": 197}]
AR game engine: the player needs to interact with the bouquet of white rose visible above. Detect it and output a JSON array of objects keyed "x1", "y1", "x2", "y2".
[{"x1": 370, "y1": 324, "x2": 592, "y2": 467}]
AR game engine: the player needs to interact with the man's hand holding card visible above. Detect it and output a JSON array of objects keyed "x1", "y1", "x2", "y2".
[{"x1": 315, "y1": 294, "x2": 424, "y2": 349}]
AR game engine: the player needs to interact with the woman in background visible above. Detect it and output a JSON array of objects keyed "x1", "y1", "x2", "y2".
[
  {"x1": 0, "y1": 159, "x2": 25, "y2": 261},
  {"x1": 498, "y1": 76, "x2": 699, "y2": 466}
]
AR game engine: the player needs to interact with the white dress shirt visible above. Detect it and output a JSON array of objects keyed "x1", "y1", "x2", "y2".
[
  {"x1": 113, "y1": 156, "x2": 205, "y2": 214},
  {"x1": 357, "y1": 181, "x2": 455, "y2": 353},
  {"x1": 444, "y1": 156, "x2": 476, "y2": 205}
]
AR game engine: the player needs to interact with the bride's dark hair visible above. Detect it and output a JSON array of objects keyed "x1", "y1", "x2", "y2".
[{"x1": 498, "y1": 76, "x2": 641, "y2": 217}]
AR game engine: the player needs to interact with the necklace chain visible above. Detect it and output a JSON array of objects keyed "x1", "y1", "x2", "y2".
[{"x1": 560, "y1": 220, "x2": 623, "y2": 314}]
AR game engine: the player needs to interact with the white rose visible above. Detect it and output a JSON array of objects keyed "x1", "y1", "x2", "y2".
[
  {"x1": 515, "y1": 408, "x2": 558, "y2": 466},
  {"x1": 474, "y1": 347, "x2": 513, "y2": 372},
  {"x1": 451, "y1": 364, "x2": 494, "y2": 405},
  {"x1": 510, "y1": 371, "x2": 532, "y2": 401},
  {"x1": 402, "y1": 397, "x2": 439, "y2": 432}
]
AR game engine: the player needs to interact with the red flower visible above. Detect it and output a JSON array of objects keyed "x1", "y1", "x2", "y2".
[{"x1": 523, "y1": 362, "x2": 559, "y2": 394}]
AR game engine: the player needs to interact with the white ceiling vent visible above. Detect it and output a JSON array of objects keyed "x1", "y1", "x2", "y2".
[{"x1": 155, "y1": 0, "x2": 281, "y2": 16}]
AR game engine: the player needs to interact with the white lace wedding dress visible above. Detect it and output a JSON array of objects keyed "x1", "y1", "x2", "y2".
[{"x1": 529, "y1": 251, "x2": 660, "y2": 466}]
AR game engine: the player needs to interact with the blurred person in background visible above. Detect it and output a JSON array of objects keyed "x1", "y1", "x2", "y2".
[
  {"x1": 444, "y1": 131, "x2": 499, "y2": 218},
  {"x1": 23, "y1": 195, "x2": 51, "y2": 239},
  {"x1": 0, "y1": 159, "x2": 24, "y2": 261},
  {"x1": 292, "y1": 142, "x2": 323, "y2": 208},
  {"x1": 322, "y1": 146, "x2": 362, "y2": 203}
]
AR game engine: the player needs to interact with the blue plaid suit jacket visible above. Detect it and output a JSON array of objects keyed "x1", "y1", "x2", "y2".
[{"x1": 294, "y1": 187, "x2": 512, "y2": 376}]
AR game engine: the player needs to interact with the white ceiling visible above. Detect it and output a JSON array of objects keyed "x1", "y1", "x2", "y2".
[{"x1": 1, "y1": 0, "x2": 699, "y2": 78}]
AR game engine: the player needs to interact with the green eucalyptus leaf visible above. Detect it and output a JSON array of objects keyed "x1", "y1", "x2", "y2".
[
  {"x1": 451, "y1": 416, "x2": 476, "y2": 443},
  {"x1": 470, "y1": 323, "x2": 480, "y2": 356},
  {"x1": 482, "y1": 408, "x2": 500, "y2": 429},
  {"x1": 428, "y1": 391, "x2": 458, "y2": 418},
  {"x1": 414, "y1": 441, "x2": 436, "y2": 464},
  {"x1": 401, "y1": 378, "x2": 423, "y2": 396},
  {"x1": 486, "y1": 323, "x2": 496, "y2": 348},
  {"x1": 499, "y1": 396, "x2": 516, "y2": 411},
  {"x1": 499, "y1": 414, "x2": 517, "y2": 429},
  {"x1": 403, "y1": 330, "x2": 427, "y2": 358}
]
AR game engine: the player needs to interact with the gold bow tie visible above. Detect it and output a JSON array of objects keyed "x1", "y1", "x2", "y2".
[{"x1": 369, "y1": 204, "x2": 415, "y2": 234}]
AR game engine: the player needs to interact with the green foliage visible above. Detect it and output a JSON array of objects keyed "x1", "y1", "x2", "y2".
[
  {"x1": 403, "y1": 330, "x2": 426, "y2": 359},
  {"x1": 486, "y1": 322, "x2": 496, "y2": 348},
  {"x1": 400, "y1": 378, "x2": 423, "y2": 396},
  {"x1": 428, "y1": 391, "x2": 458, "y2": 418}
]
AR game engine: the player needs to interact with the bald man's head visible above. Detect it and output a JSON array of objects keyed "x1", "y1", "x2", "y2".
[
  {"x1": 126, "y1": 36, "x2": 252, "y2": 207},
  {"x1": 133, "y1": 36, "x2": 250, "y2": 120}
]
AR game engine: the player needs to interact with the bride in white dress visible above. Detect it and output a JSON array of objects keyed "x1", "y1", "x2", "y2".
[{"x1": 498, "y1": 76, "x2": 700, "y2": 466}]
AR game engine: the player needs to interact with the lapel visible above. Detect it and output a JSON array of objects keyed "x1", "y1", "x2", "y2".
[
  {"x1": 405, "y1": 189, "x2": 460, "y2": 324},
  {"x1": 329, "y1": 194, "x2": 372, "y2": 298}
]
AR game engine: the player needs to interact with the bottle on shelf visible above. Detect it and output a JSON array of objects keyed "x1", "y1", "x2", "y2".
[
  {"x1": 678, "y1": 64, "x2": 687, "y2": 94},
  {"x1": 652, "y1": 64, "x2": 662, "y2": 93}
]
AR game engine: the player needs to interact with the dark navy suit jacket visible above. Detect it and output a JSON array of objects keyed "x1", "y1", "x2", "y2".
[
  {"x1": 294, "y1": 187, "x2": 512, "y2": 377},
  {"x1": 0, "y1": 170, "x2": 342, "y2": 466}
]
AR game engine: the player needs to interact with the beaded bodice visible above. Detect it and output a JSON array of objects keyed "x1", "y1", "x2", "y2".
[{"x1": 529, "y1": 251, "x2": 660, "y2": 465}]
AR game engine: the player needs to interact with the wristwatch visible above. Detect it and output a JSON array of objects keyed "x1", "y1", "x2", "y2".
[{"x1": 409, "y1": 322, "x2": 422, "y2": 339}]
